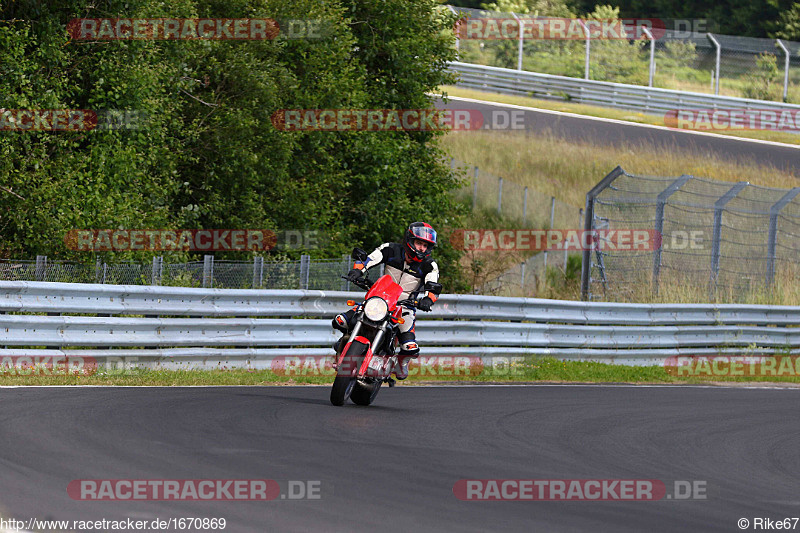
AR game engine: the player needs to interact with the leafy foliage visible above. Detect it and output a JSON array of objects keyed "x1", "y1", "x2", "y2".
[{"x1": 0, "y1": 0, "x2": 467, "y2": 289}]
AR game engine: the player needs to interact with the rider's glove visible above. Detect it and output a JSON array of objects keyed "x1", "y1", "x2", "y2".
[
  {"x1": 417, "y1": 296, "x2": 434, "y2": 312},
  {"x1": 346, "y1": 268, "x2": 363, "y2": 283}
]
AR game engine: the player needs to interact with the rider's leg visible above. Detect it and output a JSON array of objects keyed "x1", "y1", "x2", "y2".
[
  {"x1": 393, "y1": 307, "x2": 419, "y2": 380},
  {"x1": 331, "y1": 309, "x2": 356, "y2": 366},
  {"x1": 331, "y1": 309, "x2": 356, "y2": 334}
]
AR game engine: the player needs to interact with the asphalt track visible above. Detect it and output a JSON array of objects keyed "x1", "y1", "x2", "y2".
[
  {"x1": 436, "y1": 96, "x2": 800, "y2": 175},
  {"x1": 1, "y1": 385, "x2": 800, "y2": 532}
]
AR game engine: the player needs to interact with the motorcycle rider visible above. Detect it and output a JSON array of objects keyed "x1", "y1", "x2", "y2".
[{"x1": 332, "y1": 222, "x2": 441, "y2": 380}]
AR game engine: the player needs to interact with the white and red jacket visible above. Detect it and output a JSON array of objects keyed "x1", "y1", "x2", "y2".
[{"x1": 357, "y1": 242, "x2": 440, "y2": 302}]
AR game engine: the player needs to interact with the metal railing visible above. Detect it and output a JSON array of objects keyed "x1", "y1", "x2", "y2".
[
  {"x1": 2, "y1": 280, "x2": 798, "y2": 367},
  {"x1": 448, "y1": 5, "x2": 800, "y2": 102},
  {"x1": 449, "y1": 61, "x2": 800, "y2": 116}
]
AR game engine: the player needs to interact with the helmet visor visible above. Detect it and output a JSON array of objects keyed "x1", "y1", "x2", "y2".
[{"x1": 411, "y1": 225, "x2": 437, "y2": 245}]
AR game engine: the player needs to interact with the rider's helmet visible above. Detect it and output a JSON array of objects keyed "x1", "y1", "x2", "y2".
[{"x1": 404, "y1": 222, "x2": 437, "y2": 262}]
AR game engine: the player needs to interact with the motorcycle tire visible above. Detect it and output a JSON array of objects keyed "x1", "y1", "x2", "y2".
[
  {"x1": 330, "y1": 340, "x2": 368, "y2": 406},
  {"x1": 350, "y1": 379, "x2": 382, "y2": 406},
  {"x1": 330, "y1": 375, "x2": 356, "y2": 406}
]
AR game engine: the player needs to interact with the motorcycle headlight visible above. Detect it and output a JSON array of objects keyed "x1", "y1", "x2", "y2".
[{"x1": 363, "y1": 297, "x2": 389, "y2": 321}]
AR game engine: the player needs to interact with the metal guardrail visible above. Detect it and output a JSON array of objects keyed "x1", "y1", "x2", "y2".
[
  {"x1": 449, "y1": 61, "x2": 800, "y2": 116},
  {"x1": 1, "y1": 281, "x2": 799, "y2": 367}
]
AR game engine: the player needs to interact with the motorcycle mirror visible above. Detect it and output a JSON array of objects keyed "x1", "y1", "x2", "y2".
[
  {"x1": 424, "y1": 281, "x2": 443, "y2": 295},
  {"x1": 351, "y1": 247, "x2": 368, "y2": 262}
]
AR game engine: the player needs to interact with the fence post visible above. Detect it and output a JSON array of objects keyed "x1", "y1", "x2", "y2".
[
  {"x1": 652, "y1": 175, "x2": 691, "y2": 295},
  {"x1": 203, "y1": 255, "x2": 214, "y2": 288},
  {"x1": 777, "y1": 39, "x2": 791, "y2": 102},
  {"x1": 581, "y1": 167, "x2": 625, "y2": 300},
  {"x1": 511, "y1": 12, "x2": 524, "y2": 71},
  {"x1": 472, "y1": 166, "x2": 479, "y2": 211},
  {"x1": 151, "y1": 256, "x2": 162, "y2": 285},
  {"x1": 642, "y1": 26, "x2": 655, "y2": 87},
  {"x1": 709, "y1": 182, "x2": 748, "y2": 295},
  {"x1": 766, "y1": 187, "x2": 800, "y2": 286},
  {"x1": 342, "y1": 254, "x2": 351, "y2": 291},
  {"x1": 522, "y1": 187, "x2": 528, "y2": 222},
  {"x1": 708, "y1": 33, "x2": 721, "y2": 95},
  {"x1": 579, "y1": 19, "x2": 590, "y2": 80},
  {"x1": 448, "y1": 5, "x2": 460, "y2": 56},
  {"x1": 252, "y1": 256, "x2": 264, "y2": 288},
  {"x1": 35, "y1": 255, "x2": 46, "y2": 282},
  {"x1": 300, "y1": 254, "x2": 311, "y2": 290},
  {"x1": 497, "y1": 177, "x2": 503, "y2": 215}
]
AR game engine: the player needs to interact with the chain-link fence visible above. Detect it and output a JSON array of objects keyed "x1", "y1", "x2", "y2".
[
  {"x1": 0, "y1": 255, "x2": 384, "y2": 291},
  {"x1": 450, "y1": 158, "x2": 582, "y2": 296},
  {"x1": 448, "y1": 5, "x2": 800, "y2": 102},
  {"x1": 582, "y1": 166, "x2": 800, "y2": 301}
]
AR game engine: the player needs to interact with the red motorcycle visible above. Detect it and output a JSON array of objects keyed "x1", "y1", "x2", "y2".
[{"x1": 330, "y1": 248, "x2": 440, "y2": 406}]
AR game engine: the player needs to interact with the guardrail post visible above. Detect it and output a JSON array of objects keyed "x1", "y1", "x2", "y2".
[
  {"x1": 35, "y1": 255, "x2": 46, "y2": 282},
  {"x1": 252, "y1": 256, "x2": 264, "y2": 288},
  {"x1": 653, "y1": 175, "x2": 691, "y2": 295},
  {"x1": 766, "y1": 187, "x2": 800, "y2": 286},
  {"x1": 708, "y1": 33, "x2": 721, "y2": 95},
  {"x1": 777, "y1": 39, "x2": 791, "y2": 102},
  {"x1": 497, "y1": 177, "x2": 503, "y2": 215},
  {"x1": 300, "y1": 254, "x2": 311, "y2": 290},
  {"x1": 709, "y1": 182, "x2": 748, "y2": 295},
  {"x1": 581, "y1": 166, "x2": 625, "y2": 300},
  {"x1": 472, "y1": 166, "x2": 479, "y2": 211},
  {"x1": 203, "y1": 255, "x2": 213, "y2": 288}
]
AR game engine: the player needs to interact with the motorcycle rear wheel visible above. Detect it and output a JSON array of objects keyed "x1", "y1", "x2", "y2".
[{"x1": 350, "y1": 379, "x2": 382, "y2": 406}]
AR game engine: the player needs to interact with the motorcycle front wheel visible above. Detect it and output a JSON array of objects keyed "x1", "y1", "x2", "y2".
[
  {"x1": 330, "y1": 340, "x2": 368, "y2": 406},
  {"x1": 330, "y1": 375, "x2": 356, "y2": 406}
]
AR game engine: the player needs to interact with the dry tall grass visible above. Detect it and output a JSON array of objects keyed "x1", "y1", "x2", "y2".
[
  {"x1": 440, "y1": 130, "x2": 799, "y2": 209},
  {"x1": 439, "y1": 129, "x2": 800, "y2": 303}
]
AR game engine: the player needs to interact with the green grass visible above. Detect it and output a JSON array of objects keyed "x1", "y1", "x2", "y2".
[
  {"x1": 441, "y1": 85, "x2": 800, "y2": 146},
  {"x1": 6, "y1": 357, "x2": 800, "y2": 386}
]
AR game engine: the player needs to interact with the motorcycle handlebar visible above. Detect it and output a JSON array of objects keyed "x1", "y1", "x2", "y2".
[
  {"x1": 339, "y1": 279, "x2": 431, "y2": 312},
  {"x1": 341, "y1": 275, "x2": 373, "y2": 290}
]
